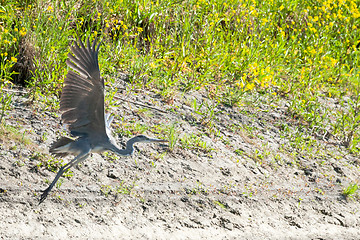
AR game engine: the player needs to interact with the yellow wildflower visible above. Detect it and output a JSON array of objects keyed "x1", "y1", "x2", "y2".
[
  {"x1": 19, "y1": 29, "x2": 26, "y2": 36},
  {"x1": 246, "y1": 83, "x2": 255, "y2": 91}
]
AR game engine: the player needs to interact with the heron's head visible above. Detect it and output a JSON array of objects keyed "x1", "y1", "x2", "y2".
[
  {"x1": 133, "y1": 135, "x2": 168, "y2": 143},
  {"x1": 120, "y1": 135, "x2": 167, "y2": 155}
]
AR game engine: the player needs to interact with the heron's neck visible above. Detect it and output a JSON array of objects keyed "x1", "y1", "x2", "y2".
[{"x1": 111, "y1": 137, "x2": 137, "y2": 156}]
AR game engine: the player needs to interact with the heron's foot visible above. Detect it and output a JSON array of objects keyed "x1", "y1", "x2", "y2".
[{"x1": 39, "y1": 187, "x2": 51, "y2": 204}]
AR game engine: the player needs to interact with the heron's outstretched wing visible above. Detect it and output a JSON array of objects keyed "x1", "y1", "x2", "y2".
[{"x1": 60, "y1": 37, "x2": 106, "y2": 137}]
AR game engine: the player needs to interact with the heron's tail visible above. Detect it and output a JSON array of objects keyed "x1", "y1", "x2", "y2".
[{"x1": 49, "y1": 137, "x2": 75, "y2": 157}]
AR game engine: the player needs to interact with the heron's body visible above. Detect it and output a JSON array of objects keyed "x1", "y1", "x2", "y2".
[{"x1": 39, "y1": 37, "x2": 166, "y2": 203}]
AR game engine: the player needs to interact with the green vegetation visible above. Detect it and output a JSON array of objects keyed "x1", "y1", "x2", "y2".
[
  {"x1": 1, "y1": 0, "x2": 360, "y2": 153},
  {"x1": 165, "y1": 123, "x2": 180, "y2": 151},
  {"x1": 0, "y1": 124, "x2": 31, "y2": 145},
  {"x1": 180, "y1": 133, "x2": 213, "y2": 153},
  {"x1": 0, "y1": 88, "x2": 12, "y2": 124},
  {"x1": 100, "y1": 180, "x2": 136, "y2": 197},
  {"x1": 343, "y1": 183, "x2": 359, "y2": 200},
  {"x1": 114, "y1": 119, "x2": 149, "y2": 137},
  {"x1": 191, "y1": 97, "x2": 221, "y2": 132},
  {"x1": 214, "y1": 200, "x2": 228, "y2": 209},
  {"x1": 33, "y1": 152, "x2": 73, "y2": 177}
]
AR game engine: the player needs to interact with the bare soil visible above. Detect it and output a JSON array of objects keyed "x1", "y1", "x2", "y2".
[{"x1": 1, "y1": 88, "x2": 359, "y2": 239}]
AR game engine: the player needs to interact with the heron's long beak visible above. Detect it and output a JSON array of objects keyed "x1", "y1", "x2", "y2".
[{"x1": 148, "y1": 138, "x2": 168, "y2": 143}]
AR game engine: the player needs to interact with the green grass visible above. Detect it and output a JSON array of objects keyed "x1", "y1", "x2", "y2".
[
  {"x1": 180, "y1": 133, "x2": 214, "y2": 153},
  {"x1": 343, "y1": 183, "x2": 359, "y2": 200},
  {"x1": 214, "y1": 200, "x2": 228, "y2": 209},
  {"x1": 1, "y1": 0, "x2": 360, "y2": 152},
  {"x1": 33, "y1": 152, "x2": 73, "y2": 177},
  {"x1": 0, "y1": 124, "x2": 31, "y2": 145},
  {"x1": 100, "y1": 180, "x2": 135, "y2": 197},
  {"x1": 165, "y1": 123, "x2": 180, "y2": 151}
]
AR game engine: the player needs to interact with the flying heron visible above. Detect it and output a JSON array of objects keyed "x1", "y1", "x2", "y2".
[{"x1": 39, "y1": 37, "x2": 167, "y2": 203}]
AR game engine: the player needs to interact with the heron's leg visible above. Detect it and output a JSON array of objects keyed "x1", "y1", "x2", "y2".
[{"x1": 39, "y1": 152, "x2": 90, "y2": 204}]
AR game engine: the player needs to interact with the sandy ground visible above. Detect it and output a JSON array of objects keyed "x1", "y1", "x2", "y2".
[{"x1": 1, "y1": 89, "x2": 359, "y2": 239}]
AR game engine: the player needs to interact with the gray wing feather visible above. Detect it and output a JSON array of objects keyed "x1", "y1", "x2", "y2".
[{"x1": 60, "y1": 37, "x2": 106, "y2": 137}]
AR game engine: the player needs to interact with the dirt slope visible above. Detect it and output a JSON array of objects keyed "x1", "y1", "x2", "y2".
[{"x1": 1, "y1": 89, "x2": 359, "y2": 239}]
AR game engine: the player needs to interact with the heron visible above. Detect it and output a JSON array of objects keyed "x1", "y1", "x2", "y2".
[{"x1": 39, "y1": 37, "x2": 167, "y2": 203}]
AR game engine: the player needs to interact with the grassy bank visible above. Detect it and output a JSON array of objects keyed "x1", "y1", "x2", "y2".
[{"x1": 1, "y1": 0, "x2": 360, "y2": 151}]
